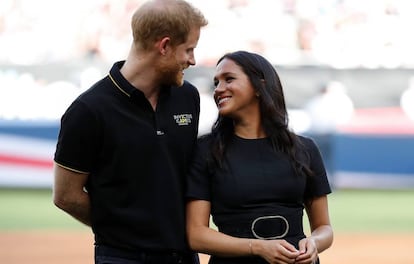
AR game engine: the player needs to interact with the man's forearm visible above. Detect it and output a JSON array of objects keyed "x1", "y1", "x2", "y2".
[{"x1": 55, "y1": 191, "x2": 92, "y2": 226}]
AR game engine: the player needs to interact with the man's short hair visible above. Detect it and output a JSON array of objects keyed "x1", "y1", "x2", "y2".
[{"x1": 131, "y1": 0, "x2": 208, "y2": 50}]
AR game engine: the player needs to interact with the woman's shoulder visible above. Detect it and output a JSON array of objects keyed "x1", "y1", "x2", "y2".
[{"x1": 296, "y1": 134, "x2": 319, "y2": 151}]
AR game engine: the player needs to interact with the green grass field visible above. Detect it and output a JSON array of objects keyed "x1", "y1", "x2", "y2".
[
  {"x1": 1, "y1": 188, "x2": 413, "y2": 233},
  {"x1": 327, "y1": 189, "x2": 414, "y2": 233},
  {"x1": 0, "y1": 188, "x2": 87, "y2": 230}
]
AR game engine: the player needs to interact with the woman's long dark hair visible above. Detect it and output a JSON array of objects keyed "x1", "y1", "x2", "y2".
[{"x1": 209, "y1": 50, "x2": 313, "y2": 177}]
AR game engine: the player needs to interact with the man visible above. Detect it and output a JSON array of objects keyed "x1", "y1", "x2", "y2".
[{"x1": 52, "y1": 1, "x2": 208, "y2": 263}]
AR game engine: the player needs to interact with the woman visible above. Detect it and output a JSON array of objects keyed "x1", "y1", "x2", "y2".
[{"x1": 186, "y1": 51, "x2": 333, "y2": 264}]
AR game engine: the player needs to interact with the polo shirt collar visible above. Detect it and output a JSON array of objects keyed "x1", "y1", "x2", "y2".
[{"x1": 109, "y1": 61, "x2": 172, "y2": 99}]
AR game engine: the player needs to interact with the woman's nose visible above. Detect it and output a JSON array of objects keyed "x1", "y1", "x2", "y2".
[
  {"x1": 213, "y1": 86, "x2": 223, "y2": 102},
  {"x1": 214, "y1": 81, "x2": 225, "y2": 93},
  {"x1": 213, "y1": 86, "x2": 223, "y2": 99}
]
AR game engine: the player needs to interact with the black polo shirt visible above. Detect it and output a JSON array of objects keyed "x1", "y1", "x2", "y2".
[{"x1": 54, "y1": 61, "x2": 200, "y2": 252}]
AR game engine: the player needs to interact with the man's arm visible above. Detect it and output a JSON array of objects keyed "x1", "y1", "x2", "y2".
[{"x1": 52, "y1": 163, "x2": 91, "y2": 226}]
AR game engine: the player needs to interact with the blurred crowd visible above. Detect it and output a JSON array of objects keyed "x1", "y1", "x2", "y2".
[
  {"x1": 1, "y1": 0, "x2": 414, "y2": 68},
  {"x1": 1, "y1": 0, "x2": 414, "y2": 124},
  {"x1": 0, "y1": 66, "x2": 103, "y2": 120}
]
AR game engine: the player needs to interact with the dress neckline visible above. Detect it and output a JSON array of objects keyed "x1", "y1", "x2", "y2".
[{"x1": 233, "y1": 134, "x2": 268, "y2": 141}]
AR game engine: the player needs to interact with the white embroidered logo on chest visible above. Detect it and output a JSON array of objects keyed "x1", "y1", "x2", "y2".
[{"x1": 173, "y1": 114, "x2": 193, "y2": 126}]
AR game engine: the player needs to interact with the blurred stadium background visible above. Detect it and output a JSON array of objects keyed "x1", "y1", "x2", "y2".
[{"x1": 1, "y1": 0, "x2": 414, "y2": 189}]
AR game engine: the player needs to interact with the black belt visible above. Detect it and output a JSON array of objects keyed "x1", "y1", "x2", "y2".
[
  {"x1": 95, "y1": 245, "x2": 198, "y2": 264},
  {"x1": 218, "y1": 213, "x2": 304, "y2": 240}
]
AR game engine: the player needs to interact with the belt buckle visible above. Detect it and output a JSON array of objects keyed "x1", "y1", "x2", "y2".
[{"x1": 251, "y1": 215, "x2": 289, "y2": 240}]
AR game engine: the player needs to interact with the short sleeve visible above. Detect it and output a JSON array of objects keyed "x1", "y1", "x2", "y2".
[
  {"x1": 303, "y1": 137, "x2": 332, "y2": 199},
  {"x1": 186, "y1": 136, "x2": 212, "y2": 201},
  {"x1": 54, "y1": 99, "x2": 100, "y2": 173}
]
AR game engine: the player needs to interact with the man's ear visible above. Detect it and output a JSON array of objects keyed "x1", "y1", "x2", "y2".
[{"x1": 157, "y1": 36, "x2": 171, "y2": 55}]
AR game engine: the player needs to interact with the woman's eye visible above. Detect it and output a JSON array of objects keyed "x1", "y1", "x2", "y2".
[{"x1": 225, "y1": 77, "x2": 234, "y2": 82}]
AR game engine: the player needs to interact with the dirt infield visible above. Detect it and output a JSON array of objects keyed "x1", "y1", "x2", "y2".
[{"x1": 0, "y1": 231, "x2": 413, "y2": 264}]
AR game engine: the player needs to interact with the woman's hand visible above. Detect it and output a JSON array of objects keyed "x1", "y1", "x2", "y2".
[
  {"x1": 253, "y1": 239, "x2": 300, "y2": 264},
  {"x1": 294, "y1": 237, "x2": 318, "y2": 264}
]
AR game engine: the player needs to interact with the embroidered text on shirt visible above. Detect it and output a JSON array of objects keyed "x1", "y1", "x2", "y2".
[{"x1": 173, "y1": 114, "x2": 193, "y2": 126}]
